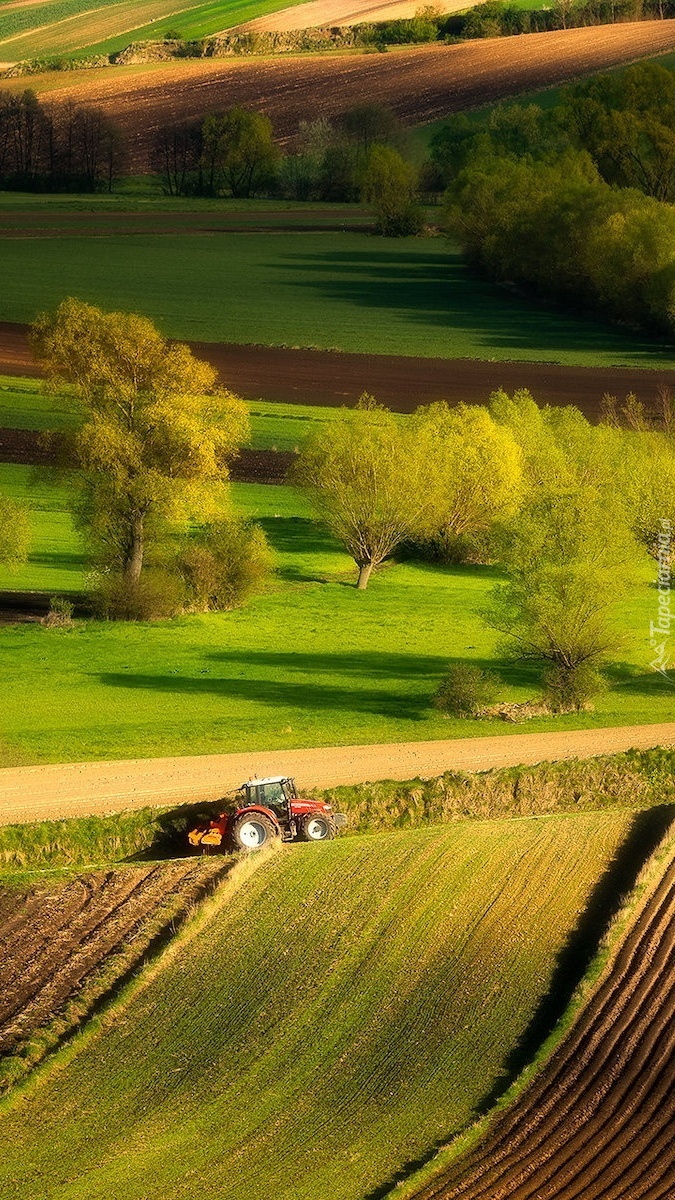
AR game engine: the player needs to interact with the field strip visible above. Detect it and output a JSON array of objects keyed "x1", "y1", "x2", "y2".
[
  {"x1": 3, "y1": 324, "x2": 675, "y2": 416},
  {"x1": 408, "y1": 846, "x2": 675, "y2": 1200},
  {"x1": 1, "y1": 722, "x2": 674, "y2": 824},
  {"x1": 237, "y1": 0, "x2": 470, "y2": 33}
]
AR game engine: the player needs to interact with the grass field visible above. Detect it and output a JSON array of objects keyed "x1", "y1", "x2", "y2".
[
  {"x1": 0, "y1": 813, "x2": 635, "y2": 1200},
  {"x1": 0, "y1": 373, "x2": 358, "y2": 448},
  {"x1": 0, "y1": 0, "x2": 315, "y2": 62},
  {"x1": 1, "y1": 227, "x2": 673, "y2": 368},
  {"x1": 0, "y1": 462, "x2": 671, "y2": 765}
]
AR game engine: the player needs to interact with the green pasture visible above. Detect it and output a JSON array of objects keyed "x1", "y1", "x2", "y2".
[
  {"x1": 0, "y1": 814, "x2": 634, "y2": 1200},
  {"x1": 0, "y1": 373, "x2": 357, "y2": 447},
  {"x1": 1, "y1": 229, "x2": 673, "y2": 367},
  {"x1": 0, "y1": 0, "x2": 316, "y2": 61},
  {"x1": 0, "y1": 463, "x2": 671, "y2": 765}
]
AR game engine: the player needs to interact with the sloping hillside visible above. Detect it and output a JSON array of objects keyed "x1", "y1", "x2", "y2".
[
  {"x1": 407, "y1": 845, "x2": 675, "y2": 1200},
  {"x1": 0, "y1": 812, "x2": 646, "y2": 1200},
  {"x1": 4, "y1": 27, "x2": 675, "y2": 170}
]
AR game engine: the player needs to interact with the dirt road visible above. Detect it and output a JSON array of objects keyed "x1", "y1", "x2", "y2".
[
  {"x1": 3, "y1": 323, "x2": 675, "y2": 417},
  {"x1": 1, "y1": 722, "x2": 674, "y2": 825}
]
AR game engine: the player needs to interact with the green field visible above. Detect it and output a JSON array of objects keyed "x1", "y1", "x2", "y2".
[
  {"x1": 1, "y1": 227, "x2": 673, "y2": 367},
  {"x1": 0, "y1": 461, "x2": 670, "y2": 765},
  {"x1": 0, "y1": 813, "x2": 634, "y2": 1200},
  {"x1": 0, "y1": 0, "x2": 314, "y2": 62},
  {"x1": 0, "y1": 373, "x2": 361, "y2": 448}
]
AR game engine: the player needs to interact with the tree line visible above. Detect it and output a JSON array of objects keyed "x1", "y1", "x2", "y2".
[
  {"x1": 294, "y1": 384, "x2": 674, "y2": 711},
  {"x1": 0, "y1": 90, "x2": 125, "y2": 192},
  {"x1": 0, "y1": 91, "x2": 421, "y2": 233},
  {"x1": 432, "y1": 63, "x2": 675, "y2": 338},
  {"x1": 155, "y1": 102, "x2": 422, "y2": 232}
]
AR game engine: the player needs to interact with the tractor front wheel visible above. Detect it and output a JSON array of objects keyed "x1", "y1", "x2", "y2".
[
  {"x1": 231, "y1": 813, "x2": 278, "y2": 851},
  {"x1": 299, "y1": 813, "x2": 336, "y2": 843}
]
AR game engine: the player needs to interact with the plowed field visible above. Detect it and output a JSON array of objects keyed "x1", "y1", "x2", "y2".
[
  {"x1": 4, "y1": 322, "x2": 675, "y2": 417},
  {"x1": 0, "y1": 815, "x2": 640, "y2": 1200},
  {"x1": 4, "y1": 25, "x2": 675, "y2": 171},
  {"x1": 0, "y1": 858, "x2": 227, "y2": 1083},
  {"x1": 412, "y1": 849, "x2": 675, "y2": 1200}
]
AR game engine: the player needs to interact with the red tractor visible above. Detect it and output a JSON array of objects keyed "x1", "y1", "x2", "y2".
[{"x1": 188, "y1": 776, "x2": 347, "y2": 852}]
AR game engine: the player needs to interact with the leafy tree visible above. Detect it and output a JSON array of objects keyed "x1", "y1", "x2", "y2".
[
  {"x1": 618, "y1": 431, "x2": 675, "y2": 559},
  {"x1": 0, "y1": 492, "x2": 29, "y2": 569},
  {"x1": 362, "y1": 145, "x2": 421, "y2": 236},
  {"x1": 31, "y1": 298, "x2": 249, "y2": 597},
  {"x1": 292, "y1": 395, "x2": 435, "y2": 588},
  {"x1": 201, "y1": 107, "x2": 278, "y2": 197},
  {"x1": 486, "y1": 488, "x2": 641, "y2": 708},
  {"x1": 561, "y1": 65, "x2": 675, "y2": 202},
  {"x1": 337, "y1": 104, "x2": 399, "y2": 153},
  {"x1": 412, "y1": 401, "x2": 523, "y2": 559},
  {"x1": 280, "y1": 117, "x2": 333, "y2": 200}
]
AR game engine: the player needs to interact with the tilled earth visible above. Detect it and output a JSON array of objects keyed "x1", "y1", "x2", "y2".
[
  {"x1": 4, "y1": 27, "x2": 675, "y2": 169},
  {"x1": 0, "y1": 858, "x2": 228, "y2": 1072},
  {"x1": 3, "y1": 322, "x2": 675, "y2": 421},
  {"x1": 415, "y1": 851, "x2": 675, "y2": 1200}
]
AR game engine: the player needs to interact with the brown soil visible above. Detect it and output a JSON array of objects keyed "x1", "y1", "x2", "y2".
[
  {"x1": 3, "y1": 322, "x2": 675, "y2": 418},
  {"x1": 0, "y1": 858, "x2": 227, "y2": 1076},
  {"x1": 414, "y1": 849, "x2": 675, "y2": 1200},
  {"x1": 0, "y1": 426, "x2": 61, "y2": 464},
  {"x1": 4, "y1": 26, "x2": 675, "y2": 170}
]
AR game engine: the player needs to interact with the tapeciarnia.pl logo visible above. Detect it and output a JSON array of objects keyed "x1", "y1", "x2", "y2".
[{"x1": 650, "y1": 518, "x2": 674, "y2": 683}]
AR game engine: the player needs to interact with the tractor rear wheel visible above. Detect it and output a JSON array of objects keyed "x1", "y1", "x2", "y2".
[
  {"x1": 231, "y1": 813, "x2": 278, "y2": 851},
  {"x1": 299, "y1": 812, "x2": 336, "y2": 842}
]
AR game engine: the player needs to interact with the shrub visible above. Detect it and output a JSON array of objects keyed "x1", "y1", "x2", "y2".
[
  {"x1": 41, "y1": 596, "x2": 75, "y2": 629},
  {"x1": 543, "y1": 662, "x2": 605, "y2": 712},
  {"x1": 179, "y1": 518, "x2": 273, "y2": 611},
  {"x1": 91, "y1": 568, "x2": 186, "y2": 621},
  {"x1": 433, "y1": 664, "x2": 498, "y2": 717}
]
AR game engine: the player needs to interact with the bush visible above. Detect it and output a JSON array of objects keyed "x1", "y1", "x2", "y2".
[
  {"x1": 91, "y1": 568, "x2": 186, "y2": 621},
  {"x1": 433, "y1": 664, "x2": 498, "y2": 717},
  {"x1": 41, "y1": 596, "x2": 75, "y2": 629},
  {"x1": 543, "y1": 662, "x2": 605, "y2": 712},
  {"x1": 179, "y1": 518, "x2": 273, "y2": 611}
]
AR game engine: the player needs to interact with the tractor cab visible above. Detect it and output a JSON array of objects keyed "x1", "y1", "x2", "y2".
[
  {"x1": 188, "y1": 775, "x2": 346, "y2": 852},
  {"x1": 240, "y1": 776, "x2": 296, "y2": 819}
]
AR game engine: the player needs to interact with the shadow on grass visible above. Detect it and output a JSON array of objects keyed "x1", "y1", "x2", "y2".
[
  {"x1": 363, "y1": 803, "x2": 675, "y2": 1200},
  {"x1": 605, "y1": 663, "x2": 675, "y2": 696},
  {"x1": 257, "y1": 515, "x2": 346, "y2": 582},
  {"x1": 97, "y1": 650, "x2": 540, "y2": 722},
  {"x1": 276, "y1": 247, "x2": 675, "y2": 364}
]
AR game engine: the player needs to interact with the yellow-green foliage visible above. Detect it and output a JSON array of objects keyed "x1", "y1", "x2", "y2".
[{"x1": 0, "y1": 814, "x2": 633, "y2": 1200}]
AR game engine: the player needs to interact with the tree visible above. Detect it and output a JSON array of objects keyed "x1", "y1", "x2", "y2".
[
  {"x1": 292, "y1": 396, "x2": 435, "y2": 589},
  {"x1": 201, "y1": 108, "x2": 278, "y2": 198},
  {"x1": 486, "y1": 487, "x2": 641, "y2": 707},
  {"x1": 362, "y1": 145, "x2": 421, "y2": 236},
  {"x1": 31, "y1": 298, "x2": 249, "y2": 597},
  {"x1": 0, "y1": 492, "x2": 29, "y2": 569},
  {"x1": 337, "y1": 104, "x2": 399, "y2": 153},
  {"x1": 412, "y1": 401, "x2": 523, "y2": 558}
]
